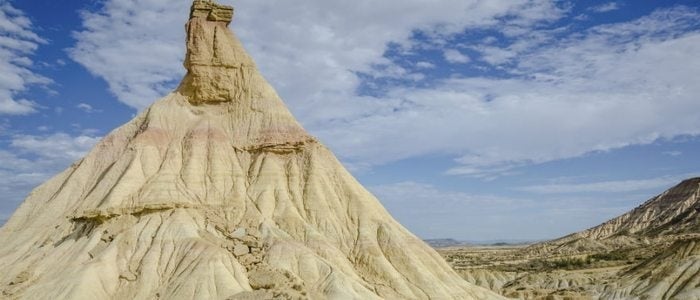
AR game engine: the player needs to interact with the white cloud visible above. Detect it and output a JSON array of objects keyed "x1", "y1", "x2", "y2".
[
  {"x1": 415, "y1": 61, "x2": 435, "y2": 69},
  {"x1": 516, "y1": 175, "x2": 695, "y2": 194},
  {"x1": 65, "y1": 0, "x2": 567, "y2": 176},
  {"x1": 0, "y1": 132, "x2": 101, "y2": 219},
  {"x1": 68, "y1": 1, "x2": 700, "y2": 180},
  {"x1": 473, "y1": 28, "x2": 560, "y2": 66},
  {"x1": 69, "y1": 0, "x2": 565, "y2": 113},
  {"x1": 76, "y1": 102, "x2": 101, "y2": 113},
  {"x1": 589, "y1": 2, "x2": 621, "y2": 13},
  {"x1": 69, "y1": 0, "x2": 190, "y2": 110},
  {"x1": 0, "y1": 2, "x2": 50, "y2": 115},
  {"x1": 476, "y1": 46, "x2": 517, "y2": 65},
  {"x1": 11, "y1": 133, "x2": 100, "y2": 161},
  {"x1": 314, "y1": 6, "x2": 700, "y2": 177},
  {"x1": 443, "y1": 49, "x2": 471, "y2": 64}
]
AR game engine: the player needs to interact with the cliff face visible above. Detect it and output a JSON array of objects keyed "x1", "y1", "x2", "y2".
[{"x1": 0, "y1": 1, "x2": 501, "y2": 299}]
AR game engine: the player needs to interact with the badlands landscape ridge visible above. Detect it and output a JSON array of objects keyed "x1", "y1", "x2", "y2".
[
  {"x1": 1, "y1": 1, "x2": 698, "y2": 299},
  {"x1": 441, "y1": 177, "x2": 700, "y2": 299}
]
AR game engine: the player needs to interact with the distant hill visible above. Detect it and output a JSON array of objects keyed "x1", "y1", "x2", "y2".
[
  {"x1": 524, "y1": 177, "x2": 700, "y2": 299},
  {"x1": 425, "y1": 238, "x2": 536, "y2": 248},
  {"x1": 424, "y1": 239, "x2": 470, "y2": 248},
  {"x1": 528, "y1": 177, "x2": 700, "y2": 255},
  {"x1": 576, "y1": 177, "x2": 700, "y2": 239}
]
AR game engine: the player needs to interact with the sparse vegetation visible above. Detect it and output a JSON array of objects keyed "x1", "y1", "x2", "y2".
[
  {"x1": 591, "y1": 251, "x2": 628, "y2": 261},
  {"x1": 549, "y1": 257, "x2": 592, "y2": 270}
]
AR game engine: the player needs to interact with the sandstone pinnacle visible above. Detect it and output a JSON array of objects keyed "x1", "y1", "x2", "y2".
[{"x1": 0, "y1": 1, "x2": 503, "y2": 299}]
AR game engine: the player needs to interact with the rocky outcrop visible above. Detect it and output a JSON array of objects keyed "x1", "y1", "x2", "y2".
[
  {"x1": 526, "y1": 177, "x2": 700, "y2": 256},
  {"x1": 457, "y1": 269, "x2": 518, "y2": 292},
  {"x1": 179, "y1": 0, "x2": 262, "y2": 105},
  {"x1": 602, "y1": 238, "x2": 700, "y2": 299},
  {"x1": 190, "y1": 0, "x2": 234, "y2": 24},
  {"x1": 0, "y1": 1, "x2": 502, "y2": 299},
  {"x1": 578, "y1": 177, "x2": 700, "y2": 240},
  {"x1": 511, "y1": 178, "x2": 700, "y2": 299}
]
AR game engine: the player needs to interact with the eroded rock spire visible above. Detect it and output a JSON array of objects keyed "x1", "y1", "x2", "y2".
[
  {"x1": 0, "y1": 1, "x2": 504, "y2": 299},
  {"x1": 179, "y1": 0, "x2": 259, "y2": 105}
]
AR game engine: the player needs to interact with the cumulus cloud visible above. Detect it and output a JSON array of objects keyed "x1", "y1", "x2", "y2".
[
  {"x1": 443, "y1": 49, "x2": 471, "y2": 64},
  {"x1": 0, "y1": 1, "x2": 50, "y2": 115}
]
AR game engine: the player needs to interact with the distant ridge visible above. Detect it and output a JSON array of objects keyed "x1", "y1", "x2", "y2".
[
  {"x1": 522, "y1": 177, "x2": 700, "y2": 299},
  {"x1": 424, "y1": 239, "x2": 470, "y2": 248},
  {"x1": 576, "y1": 177, "x2": 700, "y2": 239}
]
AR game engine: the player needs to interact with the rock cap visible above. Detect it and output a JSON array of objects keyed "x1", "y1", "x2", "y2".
[{"x1": 190, "y1": 0, "x2": 234, "y2": 24}]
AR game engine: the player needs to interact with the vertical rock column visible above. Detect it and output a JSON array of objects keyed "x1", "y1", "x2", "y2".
[{"x1": 178, "y1": 0, "x2": 257, "y2": 104}]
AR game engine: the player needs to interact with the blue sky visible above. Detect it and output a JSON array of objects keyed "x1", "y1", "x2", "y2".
[{"x1": 1, "y1": 0, "x2": 699, "y2": 241}]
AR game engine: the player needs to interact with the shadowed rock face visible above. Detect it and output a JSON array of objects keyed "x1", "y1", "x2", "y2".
[{"x1": 0, "y1": 1, "x2": 502, "y2": 299}]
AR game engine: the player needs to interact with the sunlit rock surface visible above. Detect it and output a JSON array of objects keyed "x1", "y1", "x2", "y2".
[{"x1": 0, "y1": 1, "x2": 502, "y2": 299}]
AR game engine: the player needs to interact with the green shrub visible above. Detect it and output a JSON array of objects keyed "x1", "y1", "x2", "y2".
[{"x1": 590, "y1": 251, "x2": 627, "y2": 261}]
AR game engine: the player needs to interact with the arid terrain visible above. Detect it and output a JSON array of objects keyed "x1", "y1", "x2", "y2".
[
  {"x1": 438, "y1": 177, "x2": 700, "y2": 299},
  {"x1": 1, "y1": 0, "x2": 698, "y2": 299}
]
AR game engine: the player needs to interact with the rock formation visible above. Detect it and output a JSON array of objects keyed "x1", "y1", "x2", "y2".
[
  {"x1": 528, "y1": 177, "x2": 700, "y2": 256},
  {"x1": 590, "y1": 178, "x2": 700, "y2": 299},
  {"x1": 0, "y1": 1, "x2": 502, "y2": 299},
  {"x1": 443, "y1": 177, "x2": 700, "y2": 299},
  {"x1": 602, "y1": 237, "x2": 700, "y2": 299},
  {"x1": 579, "y1": 177, "x2": 700, "y2": 239},
  {"x1": 524, "y1": 177, "x2": 700, "y2": 298}
]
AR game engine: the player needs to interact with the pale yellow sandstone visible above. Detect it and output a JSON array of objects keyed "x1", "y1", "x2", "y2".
[{"x1": 0, "y1": 1, "x2": 502, "y2": 299}]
